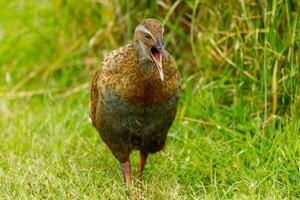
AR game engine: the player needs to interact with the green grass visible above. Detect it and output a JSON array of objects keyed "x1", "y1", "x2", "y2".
[{"x1": 0, "y1": 0, "x2": 299, "y2": 199}]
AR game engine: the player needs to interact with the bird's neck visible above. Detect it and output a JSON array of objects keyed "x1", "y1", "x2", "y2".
[{"x1": 135, "y1": 40, "x2": 153, "y2": 74}]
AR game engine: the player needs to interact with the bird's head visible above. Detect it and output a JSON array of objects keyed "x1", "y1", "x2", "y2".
[{"x1": 134, "y1": 19, "x2": 166, "y2": 81}]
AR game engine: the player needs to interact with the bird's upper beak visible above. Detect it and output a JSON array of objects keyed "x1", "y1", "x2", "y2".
[{"x1": 150, "y1": 38, "x2": 166, "y2": 81}]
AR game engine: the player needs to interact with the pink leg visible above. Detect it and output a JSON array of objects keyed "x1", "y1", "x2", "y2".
[
  {"x1": 137, "y1": 151, "x2": 148, "y2": 181},
  {"x1": 121, "y1": 160, "x2": 132, "y2": 186}
]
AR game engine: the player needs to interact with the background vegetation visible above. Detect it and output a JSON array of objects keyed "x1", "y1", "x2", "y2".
[{"x1": 0, "y1": 0, "x2": 299, "y2": 199}]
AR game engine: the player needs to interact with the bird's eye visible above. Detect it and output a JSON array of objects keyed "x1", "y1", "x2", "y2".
[{"x1": 144, "y1": 33, "x2": 151, "y2": 39}]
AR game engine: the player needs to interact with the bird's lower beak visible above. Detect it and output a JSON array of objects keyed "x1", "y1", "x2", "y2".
[{"x1": 150, "y1": 40, "x2": 165, "y2": 81}]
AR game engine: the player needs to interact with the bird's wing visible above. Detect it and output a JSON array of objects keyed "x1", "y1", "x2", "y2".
[
  {"x1": 89, "y1": 43, "x2": 135, "y2": 127},
  {"x1": 90, "y1": 69, "x2": 101, "y2": 127}
]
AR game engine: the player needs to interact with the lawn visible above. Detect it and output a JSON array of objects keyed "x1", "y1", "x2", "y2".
[{"x1": 0, "y1": 0, "x2": 299, "y2": 199}]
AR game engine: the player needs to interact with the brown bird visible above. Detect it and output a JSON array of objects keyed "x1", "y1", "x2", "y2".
[{"x1": 90, "y1": 18, "x2": 181, "y2": 186}]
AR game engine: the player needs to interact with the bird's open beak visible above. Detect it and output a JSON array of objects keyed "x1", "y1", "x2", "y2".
[{"x1": 150, "y1": 39, "x2": 166, "y2": 81}]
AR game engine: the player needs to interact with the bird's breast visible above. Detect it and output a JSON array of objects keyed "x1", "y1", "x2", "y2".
[
  {"x1": 98, "y1": 88, "x2": 179, "y2": 136},
  {"x1": 101, "y1": 50, "x2": 181, "y2": 106}
]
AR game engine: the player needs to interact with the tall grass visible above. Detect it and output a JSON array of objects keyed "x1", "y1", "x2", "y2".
[{"x1": 0, "y1": 0, "x2": 299, "y2": 199}]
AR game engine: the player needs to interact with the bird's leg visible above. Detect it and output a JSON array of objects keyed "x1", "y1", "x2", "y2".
[
  {"x1": 137, "y1": 151, "x2": 148, "y2": 181},
  {"x1": 121, "y1": 160, "x2": 132, "y2": 186}
]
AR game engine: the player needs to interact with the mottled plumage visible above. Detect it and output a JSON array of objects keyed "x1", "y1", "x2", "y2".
[{"x1": 90, "y1": 19, "x2": 181, "y2": 186}]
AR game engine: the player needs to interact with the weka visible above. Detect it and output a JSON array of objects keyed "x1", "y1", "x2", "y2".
[{"x1": 90, "y1": 18, "x2": 181, "y2": 186}]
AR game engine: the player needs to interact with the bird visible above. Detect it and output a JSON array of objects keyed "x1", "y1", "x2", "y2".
[{"x1": 90, "y1": 18, "x2": 181, "y2": 186}]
